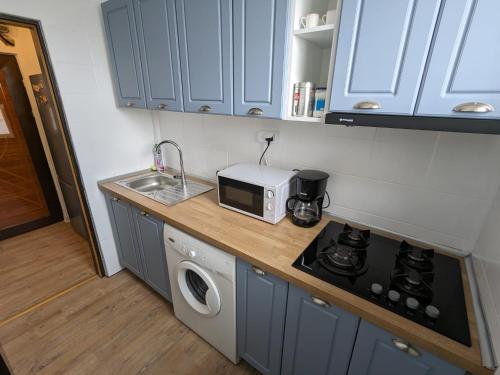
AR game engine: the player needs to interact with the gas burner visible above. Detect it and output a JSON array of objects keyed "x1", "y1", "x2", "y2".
[
  {"x1": 398, "y1": 241, "x2": 434, "y2": 271},
  {"x1": 317, "y1": 241, "x2": 368, "y2": 277},
  {"x1": 338, "y1": 224, "x2": 370, "y2": 249},
  {"x1": 390, "y1": 266, "x2": 434, "y2": 303}
]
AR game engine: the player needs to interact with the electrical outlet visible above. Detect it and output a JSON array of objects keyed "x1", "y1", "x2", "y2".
[{"x1": 256, "y1": 130, "x2": 280, "y2": 144}]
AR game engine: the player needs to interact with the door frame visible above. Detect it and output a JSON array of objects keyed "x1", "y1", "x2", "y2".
[{"x1": 0, "y1": 13, "x2": 105, "y2": 277}]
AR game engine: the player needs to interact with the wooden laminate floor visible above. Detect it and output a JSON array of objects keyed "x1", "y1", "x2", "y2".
[
  {"x1": 0, "y1": 222, "x2": 95, "y2": 322},
  {"x1": 0, "y1": 271, "x2": 259, "y2": 375}
]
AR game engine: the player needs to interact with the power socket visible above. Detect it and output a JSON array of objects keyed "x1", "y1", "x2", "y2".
[{"x1": 256, "y1": 130, "x2": 280, "y2": 144}]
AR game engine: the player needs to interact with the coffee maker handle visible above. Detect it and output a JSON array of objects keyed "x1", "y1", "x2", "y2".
[{"x1": 286, "y1": 196, "x2": 298, "y2": 214}]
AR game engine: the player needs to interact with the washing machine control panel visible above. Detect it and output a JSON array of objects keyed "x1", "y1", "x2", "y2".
[{"x1": 164, "y1": 223, "x2": 235, "y2": 279}]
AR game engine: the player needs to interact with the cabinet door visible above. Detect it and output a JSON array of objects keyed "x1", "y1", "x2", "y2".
[
  {"x1": 176, "y1": 0, "x2": 233, "y2": 115},
  {"x1": 416, "y1": 0, "x2": 500, "y2": 119},
  {"x1": 132, "y1": 208, "x2": 172, "y2": 301},
  {"x1": 105, "y1": 196, "x2": 143, "y2": 277},
  {"x1": 348, "y1": 320, "x2": 465, "y2": 375},
  {"x1": 134, "y1": 0, "x2": 183, "y2": 111},
  {"x1": 102, "y1": 0, "x2": 146, "y2": 108},
  {"x1": 281, "y1": 284, "x2": 359, "y2": 375},
  {"x1": 236, "y1": 259, "x2": 288, "y2": 375},
  {"x1": 329, "y1": 0, "x2": 442, "y2": 115},
  {"x1": 233, "y1": 0, "x2": 289, "y2": 119}
]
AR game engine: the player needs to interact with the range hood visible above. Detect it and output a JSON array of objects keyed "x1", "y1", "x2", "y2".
[{"x1": 325, "y1": 112, "x2": 500, "y2": 135}]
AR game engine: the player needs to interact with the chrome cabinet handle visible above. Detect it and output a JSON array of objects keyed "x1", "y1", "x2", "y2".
[
  {"x1": 126, "y1": 101, "x2": 135, "y2": 107},
  {"x1": 392, "y1": 339, "x2": 421, "y2": 357},
  {"x1": 140, "y1": 211, "x2": 148, "y2": 217},
  {"x1": 199, "y1": 105, "x2": 212, "y2": 113},
  {"x1": 112, "y1": 197, "x2": 119, "y2": 202},
  {"x1": 311, "y1": 296, "x2": 330, "y2": 308},
  {"x1": 247, "y1": 107, "x2": 263, "y2": 116},
  {"x1": 251, "y1": 265, "x2": 266, "y2": 276},
  {"x1": 157, "y1": 104, "x2": 167, "y2": 110},
  {"x1": 354, "y1": 101, "x2": 381, "y2": 110},
  {"x1": 453, "y1": 102, "x2": 494, "y2": 113}
]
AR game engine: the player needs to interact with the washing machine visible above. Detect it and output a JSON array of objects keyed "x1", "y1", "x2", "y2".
[{"x1": 163, "y1": 223, "x2": 239, "y2": 364}]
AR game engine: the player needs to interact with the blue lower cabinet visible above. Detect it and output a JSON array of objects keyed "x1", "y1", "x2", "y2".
[
  {"x1": 347, "y1": 320, "x2": 465, "y2": 375},
  {"x1": 105, "y1": 194, "x2": 171, "y2": 302},
  {"x1": 106, "y1": 195, "x2": 144, "y2": 278},
  {"x1": 132, "y1": 207, "x2": 172, "y2": 302},
  {"x1": 236, "y1": 259, "x2": 288, "y2": 375},
  {"x1": 281, "y1": 284, "x2": 360, "y2": 375}
]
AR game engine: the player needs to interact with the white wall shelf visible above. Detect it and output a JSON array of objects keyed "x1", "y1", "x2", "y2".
[
  {"x1": 286, "y1": 116, "x2": 323, "y2": 123},
  {"x1": 294, "y1": 24, "x2": 334, "y2": 48}
]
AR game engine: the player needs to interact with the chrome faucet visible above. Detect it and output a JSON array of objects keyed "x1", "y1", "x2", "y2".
[{"x1": 154, "y1": 140, "x2": 187, "y2": 191}]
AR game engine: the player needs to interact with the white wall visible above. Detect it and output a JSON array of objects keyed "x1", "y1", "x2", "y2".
[
  {"x1": 0, "y1": 25, "x2": 68, "y2": 220},
  {"x1": 1, "y1": 0, "x2": 155, "y2": 275},
  {"x1": 473, "y1": 186, "x2": 500, "y2": 369},
  {"x1": 157, "y1": 112, "x2": 500, "y2": 253}
]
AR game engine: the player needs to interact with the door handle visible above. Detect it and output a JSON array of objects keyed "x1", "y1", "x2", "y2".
[
  {"x1": 199, "y1": 105, "x2": 212, "y2": 113},
  {"x1": 311, "y1": 296, "x2": 330, "y2": 308},
  {"x1": 126, "y1": 101, "x2": 135, "y2": 107},
  {"x1": 453, "y1": 102, "x2": 494, "y2": 113},
  {"x1": 140, "y1": 211, "x2": 148, "y2": 217},
  {"x1": 157, "y1": 103, "x2": 167, "y2": 110},
  {"x1": 392, "y1": 339, "x2": 421, "y2": 357},
  {"x1": 112, "y1": 197, "x2": 119, "y2": 202},
  {"x1": 247, "y1": 107, "x2": 263, "y2": 116},
  {"x1": 353, "y1": 101, "x2": 381, "y2": 110},
  {"x1": 251, "y1": 265, "x2": 266, "y2": 276}
]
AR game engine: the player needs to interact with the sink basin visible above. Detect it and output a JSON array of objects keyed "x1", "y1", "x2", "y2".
[
  {"x1": 124, "y1": 174, "x2": 178, "y2": 193},
  {"x1": 117, "y1": 172, "x2": 214, "y2": 206}
]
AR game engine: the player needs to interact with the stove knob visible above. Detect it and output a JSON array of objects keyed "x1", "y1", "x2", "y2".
[
  {"x1": 388, "y1": 290, "x2": 400, "y2": 303},
  {"x1": 406, "y1": 297, "x2": 419, "y2": 311},
  {"x1": 188, "y1": 250, "x2": 196, "y2": 258},
  {"x1": 425, "y1": 305, "x2": 440, "y2": 320},
  {"x1": 370, "y1": 283, "x2": 383, "y2": 296}
]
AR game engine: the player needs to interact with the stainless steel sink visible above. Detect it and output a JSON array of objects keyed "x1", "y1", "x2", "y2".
[{"x1": 117, "y1": 172, "x2": 214, "y2": 206}]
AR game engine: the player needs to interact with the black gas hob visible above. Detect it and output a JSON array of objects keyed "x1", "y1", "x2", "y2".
[{"x1": 293, "y1": 221, "x2": 471, "y2": 346}]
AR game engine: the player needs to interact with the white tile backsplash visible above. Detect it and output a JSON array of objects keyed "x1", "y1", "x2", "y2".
[{"x1": 158, "y1": 112, "x2": 500, "y2": 253}]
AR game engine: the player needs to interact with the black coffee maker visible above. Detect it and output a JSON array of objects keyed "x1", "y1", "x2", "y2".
[{"x1": 286, "y1": 170, "x2": 329, "y2": 228}]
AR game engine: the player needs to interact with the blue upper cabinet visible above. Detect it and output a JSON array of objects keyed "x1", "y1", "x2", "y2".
[
  {"x1": 329, "y1": 0, "x2": 442, "y2": 115},
  {"x1": 348, "y1": 320, "x2": 465, "y2": 375},
  {"x1": 102, "y1": 0, "x2": 146, "y2": 109},
  {"x1": 176, "y1": 0, "x2": 233, "y2": 115},
  {"x1": 416, "y1": 0, "x2": 500, "y2": 119},
  {"x1": 233, "y1": 0, "x2": 289, "y2": 119},
  {"x1": 133, "y1": 0, "x2": 183, "y2": 111}
]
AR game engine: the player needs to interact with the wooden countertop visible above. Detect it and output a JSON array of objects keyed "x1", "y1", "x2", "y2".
[{"x1": 99, "y1": 170, "x2": 490, "y2": 375}]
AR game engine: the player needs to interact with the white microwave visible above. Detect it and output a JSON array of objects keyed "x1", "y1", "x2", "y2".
[{"x1": 217, "y1": 163, "x2": 296, "y2": 224}]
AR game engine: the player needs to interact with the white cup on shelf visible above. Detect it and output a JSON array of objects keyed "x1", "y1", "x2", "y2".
[
  {"x1": 300, "y1": 13, "x2": 323, "y2": 29},
  {"x1": 324, "y1": 9, "x2": 336, "y2": 25}
]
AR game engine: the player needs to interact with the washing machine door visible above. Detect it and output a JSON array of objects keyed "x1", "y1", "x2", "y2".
[{"x1": 174, "y1": 261, "x2": 221, "y2": 317}]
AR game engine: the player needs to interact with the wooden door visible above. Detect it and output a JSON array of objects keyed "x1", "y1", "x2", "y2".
[
  {"x1": 176, "y1": 0, "x2": 233, "y2": 115},
  {"x1": 0, "y1": 55, "x2": 62, "y2": 238}
]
